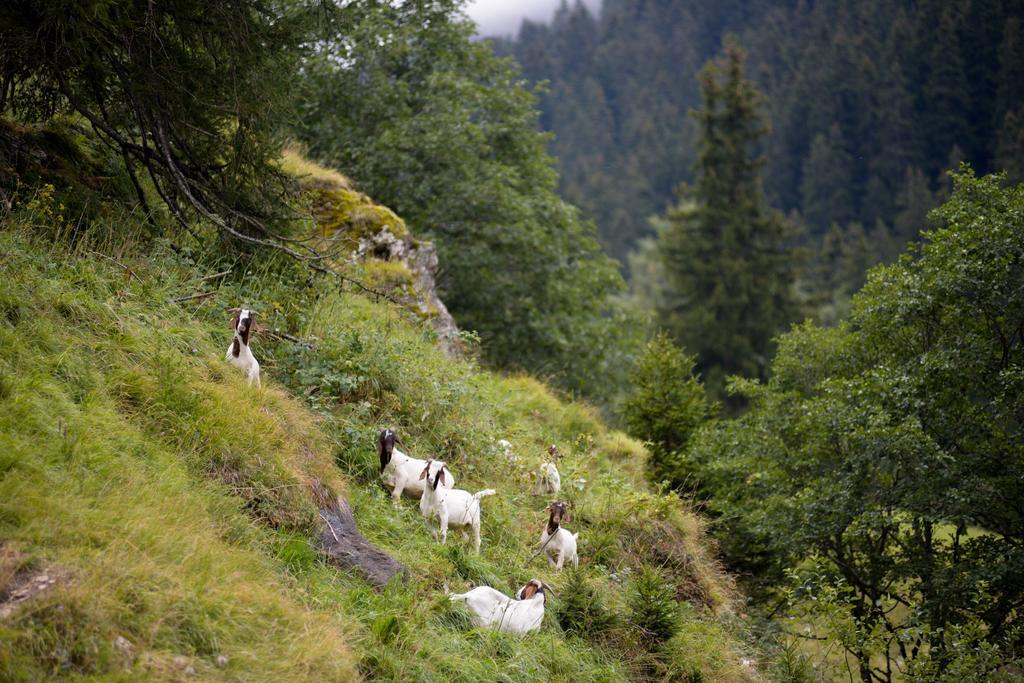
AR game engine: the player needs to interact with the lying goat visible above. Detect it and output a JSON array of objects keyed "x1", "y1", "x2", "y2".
[
  {"x1": 419, "y1": 460, "x2": 495, "y2": 552},
  {"x1": 378, "y1": 429, "x2": 454, "y2": 504},
  {"x1": 449, "y1": 579, "x2": 550, "y2": 633},
  {"x1": 539, "y1": 500, "x2": 578, "y2": 570},
  {"x1": 534, "y1": 444, "x2": 561, "y2": 496},
  {"x1": 226, "y1": 308, "x2": 261, "y2": 387}
]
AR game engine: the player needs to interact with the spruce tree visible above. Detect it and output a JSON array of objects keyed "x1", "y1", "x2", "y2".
[
  {"x1": 801, "y1": 124, "x2": 856, "y2": 231},
  {"x1": 658, "y1": 39, "x2": 798, "y2": 400},
  {"x1": 923, "y1": 7, "x2": 973, "y2": 175}
]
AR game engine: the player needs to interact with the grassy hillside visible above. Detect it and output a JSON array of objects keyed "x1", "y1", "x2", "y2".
[{"x1": 0, "y1": 126, "x2": 760, "y2": 681}]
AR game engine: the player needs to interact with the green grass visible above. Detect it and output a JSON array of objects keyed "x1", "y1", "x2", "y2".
[
  {"x1": 0, "y1": 143, "x2": 764, "y2": 681},
  {"x1": 0, "y1": 230, "x2": 356, "y2": 681}
]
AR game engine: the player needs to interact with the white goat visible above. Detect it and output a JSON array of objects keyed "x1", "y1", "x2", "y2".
[
  {"x1": 539, "y1": 500, "x2": 578, "y2": 570},
  {"x1": 535, "y1": 462, "x2": 561, "y2": 496},
  {"x1": 419, "y1": 460, "x2": 495, "y2": 552},
  {"x1": 449, "y1": 579, "x2": 550, "y2": 633},
  {"x1": 378, "y1": 429, "x2": 454, "y2": 504},
  {"x1": 226, "y1": 308, "x2": 260, "y2": 387},
  {"x1": 534, "y1": 446, "x2": 561, "y2": 495}
]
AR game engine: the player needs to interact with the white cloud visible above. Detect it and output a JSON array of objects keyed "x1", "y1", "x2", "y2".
[{"x1": 465, "y1": 0, "x2": 601, "y2": 37}]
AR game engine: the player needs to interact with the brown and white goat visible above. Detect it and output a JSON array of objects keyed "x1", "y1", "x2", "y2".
[
  {"x1": 539, "y1": 500, "x2": 578, "y2": 570},
  {"x1": 419, "y1": 460, "x2": 495, "y2": 552},
  {"x1": 227, "y1": 308, "x2": 261, "y2": 387},
  {"x1": 378, "y1": 429, "x2": 454, "y2": 504},
  {"x1": 449, "y1": 579, "x2": 550, "y2": 633}
]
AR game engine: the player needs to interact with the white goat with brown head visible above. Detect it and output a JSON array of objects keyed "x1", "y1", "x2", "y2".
[
  {"x1": 226, "y1": 308, "x2": 260, "y2": 387},
  {"x1": 449, "y1": 579, "x2": 551, "y2": 633},
  {"x1": 539, "y1": 500, "x2": 578, "y2": 570},
  {"x1": 419, "y1": 459, "x2": 495, "y2": 552}
]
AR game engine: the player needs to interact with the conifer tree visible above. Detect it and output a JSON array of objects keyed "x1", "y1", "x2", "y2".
[
  {"x1": 658, "y1": 39, "x2": 798, "y2": 400},
  {"x1": 801, "y1": 124, "x2": 855, "y2": 231},
  {"x1": 923, "y1": 8, "x2": 973, "y2": 175},
  {"x1": 996, "y1": 108, "x2": 1024, "y2": 183}
]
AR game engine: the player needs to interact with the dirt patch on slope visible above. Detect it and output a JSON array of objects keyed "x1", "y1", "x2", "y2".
[{"x1": 0, "y1": 543, "x2": 70, "y2": 619}]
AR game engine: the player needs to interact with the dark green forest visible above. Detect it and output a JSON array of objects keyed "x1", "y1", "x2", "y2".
[{"x1": 497, "y1": 0, "x2": 1024, "y2": 265}]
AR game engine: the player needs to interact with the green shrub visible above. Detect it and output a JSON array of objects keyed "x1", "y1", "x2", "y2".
[
  {"x1": 556, "y1": 569, "x2": 617, "y2": 638},
  {"x1": 622, "y1": 333, "x2": 709, "y2": 492},
  {"x1": 629, "y1": 567, "x2": 680, "y2": 646}
]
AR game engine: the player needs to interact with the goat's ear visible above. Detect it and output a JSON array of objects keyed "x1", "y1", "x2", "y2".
[
  {"x1": 434, "y1": 468, "x2": 445, "y2": 489},
  {"x1": 419, "y1": 461, "x2": 430, "y2": 480},
  {"x1": 229, "y1": 313, "x2": 239, "y2": 331},
  {"x1": 378, "y1": 431, "x2": 390, "y2": 472}
]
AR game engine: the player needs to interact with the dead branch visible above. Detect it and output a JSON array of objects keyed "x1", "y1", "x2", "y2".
[{"x1": 169, "y1": 291, "x2": 218, "y2": 304}]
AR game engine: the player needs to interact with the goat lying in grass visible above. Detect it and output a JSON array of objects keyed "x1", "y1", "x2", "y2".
[
  {"x1": 226, "y1": 308, "x2": 260, "y2": 387},
  {"x1": 449, "y1": 579, "x2": 550, "y2": 633},
  {"x1": 534, "y1": 444, "x2": 561, "y2": 495},
  {"x1": 378, "y1": 429, "x2": 454, "y2": 504},
  {"x1": 539, "y1": 500, "x2": 578, "y2": 570},
  {"x1": 419, "y1": 460, "x2": 495, "y2": 552}
]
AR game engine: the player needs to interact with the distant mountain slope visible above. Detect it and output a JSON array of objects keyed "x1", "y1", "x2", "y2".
[{"x1": 496, "y1": 0, "x2": 1024, "y2": 263}]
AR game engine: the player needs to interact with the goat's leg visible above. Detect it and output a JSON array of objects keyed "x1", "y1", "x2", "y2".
[
  {"x1": 472, "y1": 518, "x2": 481, "y2": 553},
  {"x1": 555, "y1": 551, "x2": 565, "y2": 570},
  {"x1": 391, "y1": 480, "x2": 405, "y2": 506},
  {"x1": 438, "y1": 510, "x2": 448, "y2": 544},
  {"x1": 545, "y1": 548, "x2": 556, "y2": 568}
]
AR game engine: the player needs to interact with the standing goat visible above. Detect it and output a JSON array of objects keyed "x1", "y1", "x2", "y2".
[
  {"x1": 449, "y1": 579, "x2": 550, "y2": 633},
  {"x1": 378, "y1": 429, "x2": 454, "y2": 504},
  {"x1": 419, "y1": 460, "x2": 495, "y2": 552},
  {"x1": 226, "y1": 308, "x2": 260, "y2": 387},
  {"x1": 539, "y1": 500, "x2": 578, "y2": 570},
  {"x1": 534, "y1": 444, "x2": 561, "y2": 496}
]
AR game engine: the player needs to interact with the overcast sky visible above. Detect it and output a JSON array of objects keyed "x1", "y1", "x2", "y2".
[{"x1": 465, "y1": 0, "x2": 602, "y2": 38}]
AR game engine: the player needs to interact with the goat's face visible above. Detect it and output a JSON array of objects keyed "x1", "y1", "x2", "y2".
[
  {"x1": 379, "y1": 429, "x2": 396, "y2": 472},
  {"x1": 231, "y1": 308, "x2": 255, "y2": 345},
  {"x1": 419, "y1": 460, "x2": 447, "y2": 490},
  {"x1": 517, "y1": 579, "x2": 548, "y2": 602},
  {"x1": 545, "y1": 500, "x2": 569, "y2": 526}
]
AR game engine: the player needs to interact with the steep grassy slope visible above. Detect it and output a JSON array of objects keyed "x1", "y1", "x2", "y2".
[
  {"x1": 0, "y1": 230, "x2": 357, "y2": 681},
  {"x1": 0, "y1": 133, "x2": 761, "y2": 681}
]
